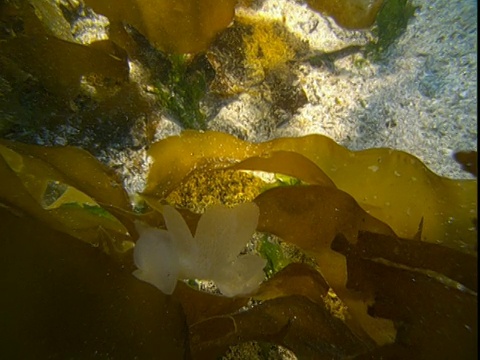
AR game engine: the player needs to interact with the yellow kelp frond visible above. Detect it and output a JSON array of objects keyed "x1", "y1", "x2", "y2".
[
  {"x1": 145, "y1": 130, "x2": 477, "y2": 252},
  {"x1": 1, "y1": 133, "x2": 476, "y2": 358},
  {"x1": 307, "y1": 0, "x2": 384, "y2": 29},
  {"x1": 84, "y1": 0, "x2": 238, "y2": 54},
  {"x1": 0, "y1": 1, "x2": 129, "y2": 101},
  {"x1": 0, "y1": 140, "x2": 133, "y2": 256}
]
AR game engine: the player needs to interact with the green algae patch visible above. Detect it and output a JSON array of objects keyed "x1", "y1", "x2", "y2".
[
  {"x1": 367, "y1": 0, "x2": 418, "y2": 59},
  {"x1": 257, "y1": 235, "x2": 293, "y2": 278},
  {"x1": 153, "y1": 54, "x2": 210, "y2": 129},
  {"x1": 84, "y1": 0, "x2": 238, "y2": 54}
]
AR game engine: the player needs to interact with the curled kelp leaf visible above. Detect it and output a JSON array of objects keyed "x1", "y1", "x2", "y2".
[
  {"x1": 0, "y1": 5, "x2": 128, "y2": 101},
  {"x1": 84, "y1": 0, "x2": 238, "y2": 54},
  {"x1": 333, "y1": 236, "x2": 477, "y2": 359},
  {"x1": 173, "y1": 256, "x2": 375, "y2": 359},
  {"x1": 332, "y1": 231, "x2": 477, "y2": 292},
  {"x1": 145, "y1": 131, "x2": 477, "y2": 252},
  {"x1": 0, "y1": 141, "x2": 133, "y2": 256},
  {"x1": 254, "y1": 185, "x2": 397, "y2": 346},
  {"x1": 253, "y1": 263, "x2": 377, "y2": 349},
  {"x1": 0, "y1": 140, "x2": 131, "y2": 210},
  {"x1": 173, "y1": 263, "x2": 374, "y2": 359},
  {"x1": 190, "y1": 295, "x2": 370, "y2": 359},
  {"x1": 228, "y1": 150, "x2": 336, "y2": 188},
  {"x1": 307, "y1": 0, "x2": 384, "y2": 29}
]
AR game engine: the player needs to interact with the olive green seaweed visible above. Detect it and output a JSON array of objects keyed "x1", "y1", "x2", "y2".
[
  {"x1": 367, "y1": 0, "x2": 419, "y2": 59},
  {"x1": 0, "y1": 133, "x2": 477, "y2": 359},
  {"x1": 153, "y1": 55, "x2": 209, "y2": 129}
]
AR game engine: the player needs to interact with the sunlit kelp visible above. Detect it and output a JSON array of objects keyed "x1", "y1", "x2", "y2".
[
  {"x1": 0, "y1": 132, "x2": 477, "y2": 358},
  {"x1": 0, "y1": 140, "x2": 134, "y2": 256},
  {"x1": 140, "y1": 130, "x2": 476, "y2": 355},
  {"x1": 144, "y1": 131, "x2": 477, "y2": 252},
  {"x1": 0, "y1": 0, "x2": 136, "y2": 137},
  {"x1": 84, "y1": 0, "x2": 238, "y2": 54},
  {"x1": 0, "y1": 1, "x2": 129, "y2": 101},
  {"x1": 307, "y1": 0, "x2": 384, "y2": 29}
]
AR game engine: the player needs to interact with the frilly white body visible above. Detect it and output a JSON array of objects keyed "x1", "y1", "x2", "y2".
[{"x1": 133, "y1": 202, "x2": 267, "y2": 297}]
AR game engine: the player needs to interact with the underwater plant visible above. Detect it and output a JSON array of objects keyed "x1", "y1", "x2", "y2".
[
  {"x1": 152, "y1": 54, "x2": 210, "y2": 129},
  {"x1": 83, "y1": 0, "x2": 238, "y2": 54},
  {"x1": 0, "y1": 0, "x2": 476, "y2": 359},
  {"x1": 366, "y1": 0, "x2": 418, "y2": 59},
  {"x1": 0, "y1": 0, "x2": 419, "y2": 136},
  {"x1": 307, "y1": 0, "x2": 385, "y2": 29},
  {"x1": 0, "y1": 131, "x2": 476, "y2": 358}
]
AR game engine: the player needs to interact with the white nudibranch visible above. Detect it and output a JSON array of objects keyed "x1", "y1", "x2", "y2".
[{"x1": 132, "y1": 202, "x2": 267, "y2": 297}]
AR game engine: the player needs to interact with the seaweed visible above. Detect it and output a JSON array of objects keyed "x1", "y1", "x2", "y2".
[
  {"x1": 307, "y1": 0, "x2": 384, "y2": 29},
  {"x1": 0, "y1": 207, "x2": 187, "y2": 359},
  {"x1": 0, "y1": 0, "x2": 138, "y2": 139},
  {"x1": 84, "y1": 0, "x2": 238, "y2": 54},
  {"x1": 366, "y1": 0, "x2": 418, "y2": 59},
  {"x1": 257, "y1": 234, "x2": 293, "y2": 277},
  {"x1": 333, "y1": 233, "x2": 477, "y2": 359},
  {"x1": 0, "y1": 2, "x2": 129, "y2": 101},
  {"x1": 306, "y1": 0, "x2": 418, "y2": 61},
  {"x1": 0, "y1": 1, "x2": 477, "y2": 357},
  {"x1": 0, "y1": 1, "x2": 227, "y2": 132},
  {"x1": 1, "y1": 132, "x2": 475, "y2": 358},
  {"x1": 454, "y1": 150, "x2": 478, "y2": 177},
  {"x1": 207, "y1": 14, "x2": 308, "y2": 122},
  {"x1": 0, "y1": 139, "x2": 134, "y2": 256},
  {"x1": 0, "y1": 0, "x2": 420, "y2": 137},
  {"x1": 237, "y1": 15, "x2": 298, "y2": 82},
  {"x1": 152, "y1": 54, "x2": 210, "y2": 129},
  {"x1": 145, "y1": 131, "x2": 477, "y2": 252}
]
